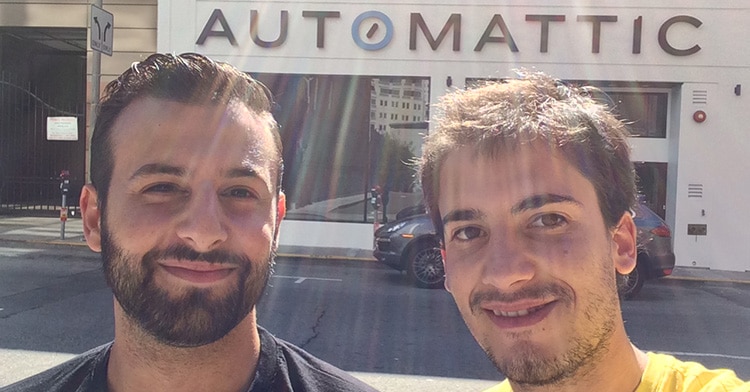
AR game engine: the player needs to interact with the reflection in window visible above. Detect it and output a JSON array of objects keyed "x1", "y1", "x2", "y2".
[
  {"x1": 601, "y1": 91, "x2": 668, "y2": 138},
  {"x1": 466, "y1": 78, "x2": 669, "y2": 139},
  {"x1": 251, "y1": 73, "x2": 430, "y2": 223}
]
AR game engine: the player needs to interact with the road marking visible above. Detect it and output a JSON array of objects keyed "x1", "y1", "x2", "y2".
[
  {"x1": 272, "y1": 275, "x2": 342, "y2": 284},
  {"x1": 0, "y1": 247, "x2": 37, "y2": 257},
  {"x1": 4, "y1": 228, "x2": 81, "y2": 238},
  {"x1": 661, "y1": 351, "x2": 750, "y2": 361}
]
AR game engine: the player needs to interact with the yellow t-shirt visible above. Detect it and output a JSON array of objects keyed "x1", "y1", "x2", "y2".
[
  {"x1": 637, "y1": 353, "x2": 749, "y2": 392},
  {"x1": 483, "y1": 352, "x2": 749, "y2": 392}
]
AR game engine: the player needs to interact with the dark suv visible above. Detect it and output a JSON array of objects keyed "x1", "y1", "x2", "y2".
[{"x1": 373, "y1": 203, "x2": 675, "y2": 298}]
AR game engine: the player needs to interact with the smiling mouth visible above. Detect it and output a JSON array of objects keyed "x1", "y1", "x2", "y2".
[
  {"x1": 483, "y1": 301, "x2": 558, "y2": 329},
  {"x1": 492, "y1": 303, "x2": 549, "y2": 318},
  {"x1": 160, "y1": 264, "x2": 236, "y2": 284}
]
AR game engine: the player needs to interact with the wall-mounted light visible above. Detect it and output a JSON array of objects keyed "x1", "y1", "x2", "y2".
[
  {"x1": 446, "y1": 76, "x2": 452, "y2": 87},
  {"x1": 735, "y1": 84, "x2": 742, "y2": 96},
  {"x1": 693, "y1": 110, "x2": 707, "y2": 123}
]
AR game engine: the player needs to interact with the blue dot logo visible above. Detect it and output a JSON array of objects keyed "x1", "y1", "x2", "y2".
[{"x1": 351, "y1": 11, "x2": 393, "y2": 51}]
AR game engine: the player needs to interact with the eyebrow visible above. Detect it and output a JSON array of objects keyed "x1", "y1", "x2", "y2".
[
  {"x1": 442, "y1": 208, "x2": 485, "y2": 226},
  {"x1": 130, "y1": 163, "x2": 184, "y2": 180},
  {"x1": 129, "y1": 164, "x2": 261, "y2": 180},
  {"x1": 441, "y1": 193, "x2": 581, "y2": 225},
  {"x1": 226, "y1": 167, "x2": 261, "y2": 179},
  {"x1": 510, "y1": 193, "x2": 581, "y2": 214}
]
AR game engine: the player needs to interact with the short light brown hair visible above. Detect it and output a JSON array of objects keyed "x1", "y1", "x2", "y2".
[{"x1": 420, "y1": 72, "x2": 636, "y2": 240}]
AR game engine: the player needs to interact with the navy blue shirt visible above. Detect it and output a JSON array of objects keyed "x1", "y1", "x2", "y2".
[{"x1": 1, "y1": 327, "x2": 377, "y2": 392}]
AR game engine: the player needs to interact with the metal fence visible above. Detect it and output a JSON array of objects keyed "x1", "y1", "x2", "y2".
[
  {"x1": 0, "y1": 71, "x2": 85, "y2": 216},
  {"x1": 0, "y1": 176, "x2": 82, "y2": 216}
]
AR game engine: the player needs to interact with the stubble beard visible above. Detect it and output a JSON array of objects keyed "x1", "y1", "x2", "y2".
[
  {"x1": 473, "y1": 258, "x2": 619, "y2": 387},
  {"x1": 100, "y1": 220, "x2": 274, "y2": 347}
]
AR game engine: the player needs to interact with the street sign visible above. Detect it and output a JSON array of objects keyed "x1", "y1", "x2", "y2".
[{"x1": 91, "y1": 5, "x2": 114, "y2": 56}]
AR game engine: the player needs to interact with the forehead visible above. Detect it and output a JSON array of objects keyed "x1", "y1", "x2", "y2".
[
  {"x1": 109, "y1": 97, "x2": 278, "y2": 183},
  {"x1": 437, "y1": 145, "x2": 598, "y2": 211}
]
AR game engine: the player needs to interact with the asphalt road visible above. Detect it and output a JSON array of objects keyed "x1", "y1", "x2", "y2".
[{"x1": 1, "y1": 241, "x2": 749, "y2": 391}]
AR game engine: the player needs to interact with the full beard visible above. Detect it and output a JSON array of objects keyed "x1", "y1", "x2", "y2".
[
  {"x1": 471, "y1": 258, "x2": 619, "y2": 387},
  {"x1": 100, "y1": 224, "x2": 274, "y2": 347}
]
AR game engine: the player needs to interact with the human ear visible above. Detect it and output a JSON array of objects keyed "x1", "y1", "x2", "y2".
[
  {"x1": 441, "y1": 248, "x2": 451, "y2": 293},
  {"x1": 611, "y1": 212, "x2": 637, "y2": 275},
  {"x1": 80, "y1": 184, "x2": 102, "y2": 253},
  {"x1": 274, "y1": 192, "x2": 287, "y2": 244}
]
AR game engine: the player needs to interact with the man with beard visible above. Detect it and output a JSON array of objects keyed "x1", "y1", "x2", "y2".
[
  {"x1": 419, "y1": 72, "x2": 749, "y2": 392},
  {"x1": 1, "y1": 53, "x2": 376, "y2": 392}
]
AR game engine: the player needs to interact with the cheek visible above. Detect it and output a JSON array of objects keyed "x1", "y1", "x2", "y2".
[
  {"x1": 229, "y1": 212, "x2": 276, "y2": 243},
  {"x1": 443, "y1": 253, "x2": 476, "y2": 292}
]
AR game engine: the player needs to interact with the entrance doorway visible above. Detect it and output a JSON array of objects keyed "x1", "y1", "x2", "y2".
[
  {"x1": 0, "y1": 27, "x2": 86, "y2": 215},
  {"x1": 635, "y1": 162, "x2": 668, "y2": 219}
]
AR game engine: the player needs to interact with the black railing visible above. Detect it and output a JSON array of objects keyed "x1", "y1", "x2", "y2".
[{"x1": 0, "y1": 176, "x2": 82, "y2": 216}]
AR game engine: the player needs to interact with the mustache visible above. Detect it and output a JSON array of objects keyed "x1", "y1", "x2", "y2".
[
  {"x1": 143, "y1": 244, "x2": 253, "y2": 266},
  {"x1": 470, "y1": 284, "x2": 573, "y2": 312}
]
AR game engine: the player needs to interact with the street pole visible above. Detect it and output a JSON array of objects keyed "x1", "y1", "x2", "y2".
[
  {"x1": 89, "y1": 0, "x2": 102, "y2": 183},
  {"x1": 60, "y1": 192, "x2": 67, "y2": 240}
]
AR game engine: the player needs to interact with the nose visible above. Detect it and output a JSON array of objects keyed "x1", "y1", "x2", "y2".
[
  {"x1": 481, "y1": 234, "x2": 536, "y2": 290},
  {"x1": 175, "y1": 186, "x2": 228, "y2": 252}
]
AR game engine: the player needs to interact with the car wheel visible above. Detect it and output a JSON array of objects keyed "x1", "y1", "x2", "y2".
[
  {"x1": 406, "y1": 240, "x2": 445, "y2": 289},
  {"x1": 620, "y1": 259, "x2": 646, "y2": 300}
]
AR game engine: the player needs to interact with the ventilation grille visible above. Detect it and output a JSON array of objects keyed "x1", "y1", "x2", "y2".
[
  {"x1": 692, "y1": 90, "x2": 708, "y2": 105},
  {"x1": 688, "y1": 183, "x2": 703, "y2": 198}
]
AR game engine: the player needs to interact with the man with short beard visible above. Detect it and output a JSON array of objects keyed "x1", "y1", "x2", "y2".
[
  {"x1": 419, "y1": 72, "x2": 749, "y2": 392},
  {"x1": 1, "y1": 53, "x2": 377, "y2": 392}
]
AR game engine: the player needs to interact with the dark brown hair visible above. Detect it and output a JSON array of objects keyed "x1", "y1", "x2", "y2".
[{"x1": 91, "y1": 52, "x2": 282, "y2": 210}]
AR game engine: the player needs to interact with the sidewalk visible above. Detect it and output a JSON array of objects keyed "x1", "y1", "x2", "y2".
[
  {"x1": 1, "y1": 215, "x2": 749, "y2": 285},
  {"x1": 0, "y1": 215, "x2": 374, "y2": 261}
]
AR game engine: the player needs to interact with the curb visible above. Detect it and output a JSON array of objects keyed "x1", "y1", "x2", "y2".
[
  {"x1": 663, "y1": 275, "x2": 750, "y2": 285},
  {"x1": 0, "y1": 236, "x2": 377, "y2": 262}
]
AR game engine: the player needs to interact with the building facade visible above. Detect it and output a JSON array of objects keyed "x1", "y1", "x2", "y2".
[{"x1": 159, "y1": 0, "x2": 749, "y2": 271}]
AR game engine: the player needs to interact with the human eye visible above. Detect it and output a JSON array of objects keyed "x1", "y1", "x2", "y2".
[
  {"x1": 528, "y1": 213, "x2": 568, "y2": 229},
  {"x1": 223, "y1": 187, "x2": 258, "y2": 199},
  {"x1": 143, "y1": 183, "x2": 182, "y2": 194},
  {"x1": 451, "y1": 226, "x2": 485, "y2": 242}
]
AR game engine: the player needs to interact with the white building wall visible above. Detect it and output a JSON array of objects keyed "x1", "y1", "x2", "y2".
[{"x1": 158, "y1": 0, "x2": 750, "y2": 271}]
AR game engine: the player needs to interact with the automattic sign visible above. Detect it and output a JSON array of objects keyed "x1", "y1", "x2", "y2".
[{"x1": 195, "y1": 6, "x2": 705, "y2": 58}]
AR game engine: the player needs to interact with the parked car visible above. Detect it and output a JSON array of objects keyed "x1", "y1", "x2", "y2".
[
  {"x1": 624, "y1": 203, "x2": 676, "y2": 299},
  {"x1": 373, "y1": 203, "x2": 675, "y2": 298},
  {"x1": 373, "y1": 211, "x2": 444, "y2": 289}
]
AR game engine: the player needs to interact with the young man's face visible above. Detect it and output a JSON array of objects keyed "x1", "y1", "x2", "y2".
[
  {"x1": 437, "y1": 144, "x2": 635, "y2": 385},
  {"x1": 81, "y1": 97, "x2": 285, "y2": 347}
]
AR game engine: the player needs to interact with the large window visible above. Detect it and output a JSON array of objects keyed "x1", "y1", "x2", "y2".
[
  {"x1": 601, "y1": 91, "x2": 668, "y2": 138},
  {"x1": 251, "y1": 73, "x2": 430, "y2": 223}
]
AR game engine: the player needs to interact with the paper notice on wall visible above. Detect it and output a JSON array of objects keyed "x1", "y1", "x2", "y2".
[{"x1": 47, "y1": 117, "x2": 78, "y2": 141}]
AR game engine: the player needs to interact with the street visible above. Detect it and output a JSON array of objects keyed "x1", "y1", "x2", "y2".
[{"x1": 1, "y1": 240, "x2": 749, "y2": 391}]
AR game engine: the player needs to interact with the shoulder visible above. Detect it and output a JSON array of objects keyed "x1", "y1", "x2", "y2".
[
  {"x1": 639, "y1": 352, "x2": 750, "y2": 392},
  {"x1": 254, "y1": 327, "x2": 378, "y2": 392},
  {"x1": 0, "y1": 343, "x2": 112, "y2": 392}
]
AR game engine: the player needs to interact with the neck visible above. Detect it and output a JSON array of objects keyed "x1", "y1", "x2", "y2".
[
  {"x1": 107, "y1": 300, "x2": 261, "y2": 392},
  {"x1": 508, "y1": 326, "x2": 648, "y2": 392}
]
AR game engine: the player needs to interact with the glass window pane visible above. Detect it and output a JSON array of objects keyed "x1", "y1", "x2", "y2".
[
  {"x1": 602, "y1": 91, "x2": 668, "y2": 138},
  {"x1": 251, "y1": 73, "x2": 430, "y2": 223}
]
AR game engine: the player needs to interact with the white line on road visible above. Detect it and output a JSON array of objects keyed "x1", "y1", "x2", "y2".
[
  {"x1": 0, "y1": 247, "x2": 38, "y2": 257},
  {"x1": 272, "y1": 275, "x2": 342, "y2": 284},
  {"x1": 661, "y1": 351, "x2": 750, "y2": 361}
]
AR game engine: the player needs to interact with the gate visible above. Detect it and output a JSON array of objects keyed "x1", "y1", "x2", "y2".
[{"x1": 0, "y1": 71, "x2": 86, "y2": 216}]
